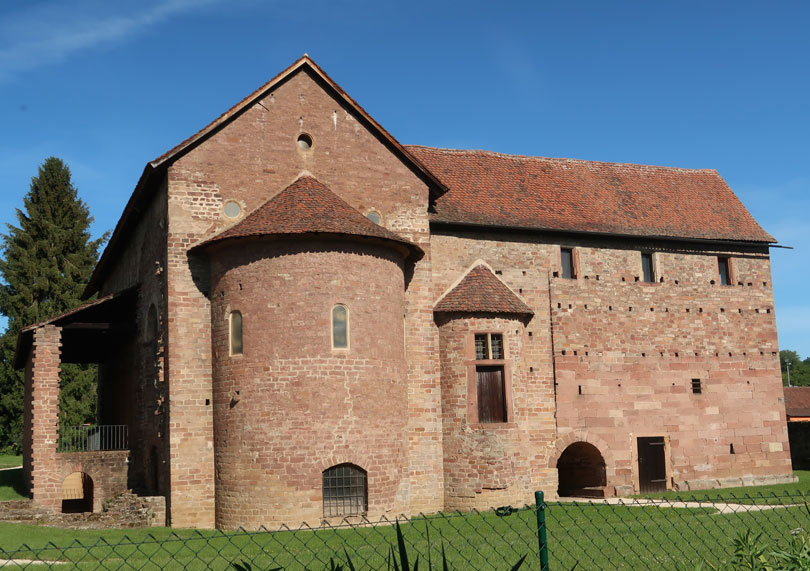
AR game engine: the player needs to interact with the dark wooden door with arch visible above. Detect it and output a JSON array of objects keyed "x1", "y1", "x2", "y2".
[{"x1": 637, "y1": 436, "x2": 667, "y2": 493}]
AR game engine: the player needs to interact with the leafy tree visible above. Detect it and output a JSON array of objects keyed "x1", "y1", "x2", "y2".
[
  {"x1": 0, "y1": 157, "x2": 106, "y2": 452},
  {"x1": 780, "y1": 350, "x2": 810, "y2": 387}
]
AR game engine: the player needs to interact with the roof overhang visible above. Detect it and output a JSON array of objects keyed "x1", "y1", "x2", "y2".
[{"x1": 14, "y1": 288, "x2": 138, "y2": 369}]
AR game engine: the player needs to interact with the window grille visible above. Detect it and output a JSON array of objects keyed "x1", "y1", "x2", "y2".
[
  {"x1": 323, "y1": 464, "x2": 367, "y2": 517},
  {"x1": 691, "y1": 378, "x2": 702, "y2": 394},
  {"x1": 475, "y1": 333, "x2": 503, "y2": 360}
]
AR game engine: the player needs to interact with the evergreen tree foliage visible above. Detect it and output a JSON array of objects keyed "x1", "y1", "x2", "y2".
[{"x1": 0, "y1": 157, "x2": 106, "y2": 452}]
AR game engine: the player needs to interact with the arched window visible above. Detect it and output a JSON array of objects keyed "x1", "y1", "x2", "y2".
[
  {"x1": 323, "y1": 464, "x2": 367, "y2": 517},
  {"x1": 230, "y1": 311, "x2": 243, "y2": 355},
  {"x1": 332, "y1": 305, "x2": 348, "y2": 349}
]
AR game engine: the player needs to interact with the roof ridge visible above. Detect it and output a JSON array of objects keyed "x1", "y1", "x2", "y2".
[{"x1": 405, "y1": 144, "x2": 718, "y2": 174}]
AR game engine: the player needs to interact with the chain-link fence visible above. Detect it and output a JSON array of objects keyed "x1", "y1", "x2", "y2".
[{"x1": 1, "y1": 491, "x2": 808, "y2": 570}]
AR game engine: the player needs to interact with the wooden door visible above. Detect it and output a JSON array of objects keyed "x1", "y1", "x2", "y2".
[
  {"x1": 476, "y1": 366, "x2": 506, "y2": 423},
  {"x1": 637, "y1": 436, "x2": 667, "y2": 493}
]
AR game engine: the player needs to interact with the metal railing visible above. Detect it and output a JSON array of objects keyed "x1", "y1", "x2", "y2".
[{"x1": 57, "y1": 424, "x2": 128, "y2": 452}]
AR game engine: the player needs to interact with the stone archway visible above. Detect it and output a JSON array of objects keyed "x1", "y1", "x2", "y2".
[
  {"x1": 556, "y1": 442, "x2": 607, "y2": 498},
  {"x1": 61, "y1": 471, "x2": 94, "y2": 513}
]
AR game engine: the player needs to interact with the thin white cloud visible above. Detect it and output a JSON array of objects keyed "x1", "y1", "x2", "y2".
[{"x1": 0, "y1": 0, "x2": 222, "y2": 82}]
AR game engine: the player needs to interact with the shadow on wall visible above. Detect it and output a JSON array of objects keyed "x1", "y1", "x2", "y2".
[
  {"x1": 557, "y1": 441, "x2": 607, "y2": 498},
  {"x1": 61, "y1": 472, "x2": 94, "y2": 513}
]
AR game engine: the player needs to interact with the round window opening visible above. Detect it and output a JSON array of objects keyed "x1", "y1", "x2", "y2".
[
  {"x1": 297, "y1": 133, "x2": 313, "y2": 151},
  {"x1": 223, "y1": 201, "x2": 242, "y2": 218},
  {"x1": 366, "y1": 211, "x2": 381, "y2": 225}
]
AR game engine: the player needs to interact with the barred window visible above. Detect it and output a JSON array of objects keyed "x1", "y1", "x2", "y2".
[
  {"x1": 475, "y1": 333, "x2": 503, "y2": 360},
  {"x1": 323, "y1": 464, "x2": 367, "y2": 517}
]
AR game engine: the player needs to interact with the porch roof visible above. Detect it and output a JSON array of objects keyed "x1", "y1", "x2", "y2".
[{"x1": 14, "y1": 288, "x2": 138, "y2": 369}]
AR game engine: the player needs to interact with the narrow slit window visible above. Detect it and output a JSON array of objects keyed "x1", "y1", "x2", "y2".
[
  {"x1": 322, "y1": 464, "x2": 367, "y2": 517},
  {"x1": 641, "y1": 253, "x2": 655, "y2": 283},
  {"x1": 561, "y1": 247, "x2": 575, "y2": 279},
  {"x1": 718, "y1": 257, "x2": 731, "y2": 286},
  {"x1": 229, "y1": 311, "x2": 242, "y2": 356},
  {"x1": 332, "y1": 305, "x2": 348, "y2": 349}
]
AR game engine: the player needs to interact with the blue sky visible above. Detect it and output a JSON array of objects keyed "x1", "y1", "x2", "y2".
[{"x1": 1, "y1": 0, "x2": 808, "y2": 356}]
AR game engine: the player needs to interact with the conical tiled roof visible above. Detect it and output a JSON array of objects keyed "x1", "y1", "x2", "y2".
[
  {"x1": 434, "y1": 265, "x2": 533, "y2": 315},
  {"x1": 195, "y1": 176, "x2": 422, "y2": 258}
]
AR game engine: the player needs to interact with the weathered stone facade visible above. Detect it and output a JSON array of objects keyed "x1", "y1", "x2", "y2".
[{"x1": 18, "y1": 56, "x2": 794, "y2": 529}]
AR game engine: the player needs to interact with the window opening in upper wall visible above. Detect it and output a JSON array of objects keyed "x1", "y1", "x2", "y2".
[
  {"x1": 561, "y1": 247, "x2": 575, "y2": 279},
  {"x1": 691, "y1": 378, "x2": 702, "y2": 394},
  {"x1": 366, "y1": 211, "x2": 381, "y2": 225},
  {"x1": 332, "y1": 305, "x2": 349, "y2": 349},
  {"x1": 641, "y1": 253, "x2": 655, "y2": 283},
  {"x1": 475, "y1": 333, "x2": 503, "y2": 360},
  {"x1": 474, "y1": 332, "x2": 507, "y2": 423},
  {"x1": 297, "y1": 133, "x2": 313, "y2": 150},
  {"x1": 718, "y1": 257, "x2": 732, "y2": 286},
  {"x1": 230, "y1": 311, "x2": 243, "y2": 356}
]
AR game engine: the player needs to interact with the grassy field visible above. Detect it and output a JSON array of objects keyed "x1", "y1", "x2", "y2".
[
  {"x1": 634, "y1": 470, "x2": 810, "y2": 503},
  {"x1": 0, "y1": 471, "x2": 808, "y2": 569},
  {"x1": 0, "y1": 454, "x2": 22, "y2": 469},
  {"x1": 0, "y1": 501, "x2": 808, "y2": 570},
  {"x1": 0, "y1": 466, "x2": 26, "y2": 501}
]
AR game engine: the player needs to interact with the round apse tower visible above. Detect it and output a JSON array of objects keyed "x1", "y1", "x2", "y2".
[{"x1": 194, "y1": 176, "x2": 422, "y2": 529}]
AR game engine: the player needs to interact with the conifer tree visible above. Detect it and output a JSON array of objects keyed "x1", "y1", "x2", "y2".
[{"x1": 0, "y1": 157, "x2": 106, "y2": 452}]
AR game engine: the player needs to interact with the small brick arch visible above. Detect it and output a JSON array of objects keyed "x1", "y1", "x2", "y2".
[{"x1": 548, "y1": 431, "x2": 615, "y2": 474}]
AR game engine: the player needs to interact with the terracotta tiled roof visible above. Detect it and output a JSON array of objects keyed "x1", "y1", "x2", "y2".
[
  {"x1": 784, "y1": 387, "x2": 810, "y2": 418},
  {"x1": 195, "y1": 176, "x2": 422, "y2": 258},
  {"x1": 435, "y1": 265, "x2": 533, "y2": 315},
  {"x1": 408, "y1": 146, "x2": 775, "y2": 243}
]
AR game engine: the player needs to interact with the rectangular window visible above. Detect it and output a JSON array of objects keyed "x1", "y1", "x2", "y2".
[
  {"x1": 691, "y1": 378, "x2": 702, "y2": 394},
  {"x1": 561, "y1": 248, "x2": 575, "y2": 279},
  {"x1": 475, "y1": 333, "x2": 503, "y2": 360},
  {"x1": 718, "y1": 257, "x2": 731, "y2": 286},
  {"x1": 641, "y1": 253, "x2": 655, "y2": 283}
]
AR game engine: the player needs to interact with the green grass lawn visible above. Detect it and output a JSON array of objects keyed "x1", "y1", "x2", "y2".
[
  {"x1": 634, "y1": 470, "x2": 810, "y2": 504},
  {"x1": 1, "y1": 498, "x2": 809, "y2": 570},
  {"x1": 0, "y1": 454, "x2": 22, "y2": 469},
  {"x1": 0, "y1": 466, "x2": 27, "y2": 501},
  {"x1": 1, "y1": 472, "x2": 808, "y2": 569}
]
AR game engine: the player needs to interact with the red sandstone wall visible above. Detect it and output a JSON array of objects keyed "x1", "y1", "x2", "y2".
[
  {"x1": 430, "y1": 232, "x2": 560, "y2": 503},
  {"x1": 550, "y1": 243, "x2": 793, "y2": 493},
  {"x1": 167, "y1": 67, "x2": 440, "y2": 525},
  {"x1": 430, "y1": 230, "x2": 792, "y2": 499},
  {"x1": 209, "y1": 240, "x2": 408, "y2": 528},
  {"x1": 439, "y1": 315, "x2": 542, "y2": 509}
]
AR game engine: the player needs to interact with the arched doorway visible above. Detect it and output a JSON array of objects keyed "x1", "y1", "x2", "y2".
[
  {"x1": 557, "y1": 442, "x2": 607, "y2": 498},
  {"x1": 61, "y1": 472, "x2": 94, "y2": 513}
]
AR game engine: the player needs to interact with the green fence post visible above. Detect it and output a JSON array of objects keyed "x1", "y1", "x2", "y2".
[{"x1": 535, "y1": 491, "x2": 549, "y2": 570}]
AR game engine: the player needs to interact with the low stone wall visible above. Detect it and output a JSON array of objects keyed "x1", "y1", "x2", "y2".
[
  {"x1": 56, "y1": 450, "x2": 129, "y2": 512},
  {"x1": 0, "y1": 493, "x2": 166, "y2": 528}
]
